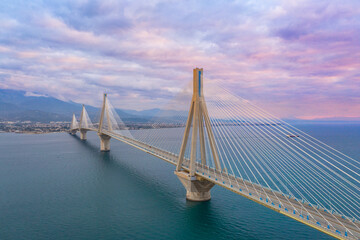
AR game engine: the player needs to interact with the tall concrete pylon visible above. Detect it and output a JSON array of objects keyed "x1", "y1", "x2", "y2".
[
  {"x1": 79, "y1": 104, "x2": 88, "y2": 140},
  {"x1": 69, "y1": 113, "x2": 78, "y2": 135},
  {"x1": 98, "y1": 93, "x2": 111, "y2": 152},
  {"x1": 175, "y1": 68, "x2": 221, "y2": 201}
]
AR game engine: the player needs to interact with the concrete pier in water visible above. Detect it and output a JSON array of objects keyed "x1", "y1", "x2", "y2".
[
  {"x1": 80, "y1": 129, "x2": 87, "y2": 140},
  {"x1": 175, "y1": 171, "x2": 214, "y2": 201},
  {"x1": 99, "y1": 133, "x2": 111, "y2": 152}
]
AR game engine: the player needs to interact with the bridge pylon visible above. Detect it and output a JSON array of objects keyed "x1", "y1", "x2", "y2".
[
  {"x1": 175, "y1": 68, "x2": 221, "y2": 201},
  {"x1": 69, "y1": 113, "x2": 78, "y2": 135},
  {"x1": 98, "y1": 93, "x2": 111, "y2": 152},
  {"x1": 79, "y1": 105, "x2": 88, "y2": 140}
]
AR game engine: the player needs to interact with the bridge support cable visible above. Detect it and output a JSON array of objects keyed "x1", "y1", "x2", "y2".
[
  {"x1": 203, "y1": 125, "x2": 222, "y2": 184},
  {"x1": 232, "y1": 102, "x2": 360, "y2": 231},
  {"x1": 212, "y1": 96, "x2": 297, "y2": 194},
  {"x1": 208, "y1": 115, "x2": 241, "y2": 191},
  {"x1": 208, "y1": 96, "x2": 331, "y2": 224},
  {"x1": 211, "y1": 89, "x2": 360, "y2": 230},
  {"x1": 208, "y1": 100, "x2": 296, "y2": 212},
  {"x1": 220, "y1": 85, "x2": 360, "y2": 185},
  {"x1": 201, "y1": 102, "x2": 221, "y2": 170},
  {"x1": 206, "y1": 105, "x2": 259, "y2": 194},
  {"x1": 217, "y1": 86, "x2": 358, "y2": 193},
  {"x1": 223, "y1": 86, "x2": 360, "y2": 174},
  {"x1": 207, "y1": 100, "x2": 352, "y2": 235},
  {"x1": 212, "y1": 94, "x2": 333, "y2": 202},
  {"x1": 124, "y1": 88, "x2": 191, "y2": 156},
  {"x1": 128, "y1": 110, "x2": 189, "y2": 159},
  {"x1": 206, "y1": 96, "x2": 341, "y2": 233},
  {"x1": 244, "y1": 100, "x2": 360, "y2": 187},
  {"x1": 204, "y1": 82, "x2": 360, "y2": 236},
  {"x1": 221, "y1": 90, "x2": 360, "y2": 219},
  {"x1": 213, "y1": 103, "x2": 341, "y2": 225},
  {"x1": 123, "y1": 82, "x2": 193, "y2": 156},
  {"x1": 233, "y1": 104, "x2": 360, "y2": 231}
]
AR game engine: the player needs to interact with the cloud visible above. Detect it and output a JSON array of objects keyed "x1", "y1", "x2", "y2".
[
  {"x1": 0, "y1": 0, "x2": 359, "y2": 118},
  {"x1": 24, "y1": 91, "x2": 48, "y2": 97}
]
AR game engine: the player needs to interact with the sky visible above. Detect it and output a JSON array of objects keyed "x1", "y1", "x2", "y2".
[{"x1": 0, "y1": 0, "x2": 359, "y2": 119}]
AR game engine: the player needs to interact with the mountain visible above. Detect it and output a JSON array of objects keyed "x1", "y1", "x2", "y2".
[
  {"x1": 0, "y1": 89, "x2": 90, "y2": 122},
  {"x1": 0, "y1": 89, "x2": 185, "y2": 123}
]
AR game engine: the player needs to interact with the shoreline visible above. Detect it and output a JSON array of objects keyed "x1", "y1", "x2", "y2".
[{"x1": 0, "y1": 131, "x2": 68, "y2": 135}]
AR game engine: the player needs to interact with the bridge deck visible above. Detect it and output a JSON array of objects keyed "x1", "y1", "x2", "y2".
[{"x1": 75, "y1": 129, "x2": 360, "y2": 240}]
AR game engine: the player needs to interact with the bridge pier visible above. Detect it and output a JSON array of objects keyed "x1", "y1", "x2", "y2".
[
  {"x1": 69, "y1": 129, "x2": 77, "y2": 135},
  {"x1": 175, "y1": 171, "x2": 214, "y2": 201},
  {"x1": 99, "y1": 134, "x2": 111, "y2": 152},
  {"x1": 80, "y1": 129, "x2": 87, "y2": 140}
]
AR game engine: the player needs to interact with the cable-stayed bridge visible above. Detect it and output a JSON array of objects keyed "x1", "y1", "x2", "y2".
[{"x1": 69, "y1": 68, "x2": 360, "y2": 240}]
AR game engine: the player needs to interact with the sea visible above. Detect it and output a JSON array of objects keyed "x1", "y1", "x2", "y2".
[{"x1": 1, "y1": 124, "x2": 359, "y2": 240}]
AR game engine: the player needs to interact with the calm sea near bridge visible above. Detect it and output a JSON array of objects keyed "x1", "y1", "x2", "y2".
[{"x1": 1, "y1": 124, "x2": 359, "y2": 240}]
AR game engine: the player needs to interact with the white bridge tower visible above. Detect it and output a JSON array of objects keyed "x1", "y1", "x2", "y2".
[
  {"x1": 98, "y1": 93, "x2": 111, "y2": 152},
  {"x1": 175, "y1": 68, "x2": 221, "y2": 201}
]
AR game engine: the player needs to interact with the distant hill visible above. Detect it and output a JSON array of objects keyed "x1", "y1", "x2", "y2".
[
  {"x1": 0, "y1": 89, "x2": 76, "y2": 122},
  {"x1": 0, "y1": 89, "x2": 187, "y2": 123},
  {"x1": 0, "y1": 89, "x2": 138, "y2": 122},
  {"x1": 3, "y1": 89, "x2": 359, "y2": 124}
]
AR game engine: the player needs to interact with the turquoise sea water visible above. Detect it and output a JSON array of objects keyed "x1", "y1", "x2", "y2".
[{"x1": 1, "y1": 124, "x2": 359, "y2": 240}]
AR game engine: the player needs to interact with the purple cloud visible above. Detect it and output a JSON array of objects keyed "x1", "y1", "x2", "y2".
[{"x1": 0, "y1": 0, "x2": 359, "y2": 119}]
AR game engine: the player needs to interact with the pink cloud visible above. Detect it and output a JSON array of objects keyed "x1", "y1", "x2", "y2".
[{"x1": 0, "y1": 0, "x2": 359, "y2": 116}]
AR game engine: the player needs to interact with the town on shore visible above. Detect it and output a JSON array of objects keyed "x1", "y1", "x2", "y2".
[{"x1": 0, "y1": 121, "x2": 185, "y2": 134}]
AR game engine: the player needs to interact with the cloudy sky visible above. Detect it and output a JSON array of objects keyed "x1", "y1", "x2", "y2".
[{"x1": 0, "y1": 0, "x2": 359, "y2": 119}]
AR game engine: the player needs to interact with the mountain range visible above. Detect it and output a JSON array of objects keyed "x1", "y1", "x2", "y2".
[
  {"x1": 0, "y1": 89, "x2": 185, "y2": 123},
  {"x1": 1, "y1": 89, "x2": 358, "y2": 124}
]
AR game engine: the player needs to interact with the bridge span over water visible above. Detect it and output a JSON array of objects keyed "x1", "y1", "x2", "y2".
[{"x1": 70, "y1": 68, "x2": 360, "y2": 240}]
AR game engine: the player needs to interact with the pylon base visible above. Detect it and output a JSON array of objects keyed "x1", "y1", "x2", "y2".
[
  {"x1": 80, "y1": 129, "x2": 87, "y2": 140},
  {"x1": 69, "y1": 130, "x2": 77, "y2": 135},
  {"x1": 98, "y1": 133, "x2": 111, "y2": 152},
  {"x1": 175, "y1": 171, "x2": 214, "y2": 201}
]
